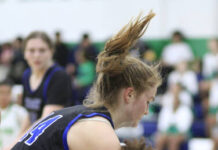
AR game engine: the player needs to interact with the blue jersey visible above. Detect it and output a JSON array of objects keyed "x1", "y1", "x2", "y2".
[{"x1": 12, "y1": 105, "x2": 114, "y2": 150}]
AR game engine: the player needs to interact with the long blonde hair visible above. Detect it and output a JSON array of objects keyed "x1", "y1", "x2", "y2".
[{"x1": 84, "y1": 11, "x2": 162, "y2": 108}]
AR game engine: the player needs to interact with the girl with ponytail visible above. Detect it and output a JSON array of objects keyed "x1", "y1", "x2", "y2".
[{"x1": 12, "y1": 11, "x2": 161, "y2": 150}]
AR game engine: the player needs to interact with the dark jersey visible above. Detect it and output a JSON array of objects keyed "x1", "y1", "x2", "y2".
[
  {"x1": 22, "y1": 64, "x2": 73, "y2": 123},
  {"x1": 12, "y1": 105, "x2": 114, "y2": 150}
]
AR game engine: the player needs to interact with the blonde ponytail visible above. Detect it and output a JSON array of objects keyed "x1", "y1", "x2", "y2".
[
  {"x1": 84, "y1": 11, "x2": 161, "y2": 108},
  {"x1": 97, "y1": 11, "x2": 155, "y2": 75}
]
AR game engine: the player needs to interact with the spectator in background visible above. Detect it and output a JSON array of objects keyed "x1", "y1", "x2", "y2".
[
  {"x1": 0, "y1": 80, "x2": 29, "y2": 150},
  {"x1": 168, "y1": 61, "x2": 198, "y2": 97},
  {"x1": 0, "y1": 43, "x2": 14, "y2": 82},
  {"x1": 159, "y1": 31, "x2": 194, "y2": 95},
  {"x1": 206, "y1": 73, "x2": 218, "y2": 139},
  {"x1": 202, "y1": 38, "x2": 218, "y2": 79},
  {"x1": 199, "y1": 39, "x2": 218, "y2": 118},
  {"x1": 159, "y1": 31, "x2": 194, "y2": 94},
  {"x1": 161, "y1": 30, "x2": 194, "y2": 68},
  {"x1": 12, "y1": 37, "x2": 25, "y2": 64},
  {"x1": 161, "y1": 82, "x2": 193, "y2": 109},
  {"x1": 21, "y1": 31, "x2": 73, "y2": 125},
  {"x1": 73, "y1": 49, "x2": 96, "y2": 104},
  {"x1": 156, "y1": 83, "x2": 193, "y2": 150},
  {"x1": 53, "y1": 31, "x2": 69, "y2": 68},
  {"x1": 190, "y1": 59, "x2": 204, "y2": 84},
  {"x1": 190, "y1": 60, "x2": 205, "y2": 116},
  {"x1": 66, "y1": 33, "x2": 98, "y2": 76},
  {"x1": 76, "y1": 33, "x2": 98, "y2": 62},
  {"x1": 129, "y1": 39, "x2": 156, "y2": 64},
  {"x1": 8, "y1": 37, "x2": 27, "y2": 84}
]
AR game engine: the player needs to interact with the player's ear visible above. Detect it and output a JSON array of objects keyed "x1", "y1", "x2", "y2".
[{"x1": 123, "y1": 87, "x2": 135, "y2": 104}]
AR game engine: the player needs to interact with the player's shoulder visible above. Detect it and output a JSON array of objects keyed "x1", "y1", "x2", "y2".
[
  {"x1": 67, "y1": 118, "x2": 120, "y2": 150},
  {"x1": 49, "y1": 67, "x2": 70, "y2": 82},
  {"x1": 52, "y1": 67, "x2": 67, "y2": 77}
]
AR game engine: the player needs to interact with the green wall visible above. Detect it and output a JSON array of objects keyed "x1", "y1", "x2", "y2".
[
  {"x1": 146, "y1": 38, "x2": 209, "y2": 59},
  {"x1": 67, "y1": 38, "x2": 210, "y2": 59}
]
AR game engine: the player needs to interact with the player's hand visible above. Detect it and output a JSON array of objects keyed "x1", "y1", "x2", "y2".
[{"x1": 121, "y1": 137, "x2": 153, "y2": 150}]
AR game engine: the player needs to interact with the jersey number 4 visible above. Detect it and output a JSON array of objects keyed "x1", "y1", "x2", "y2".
[{"x1": 20, "y1": 115, "x2": 63, "y2": 146}]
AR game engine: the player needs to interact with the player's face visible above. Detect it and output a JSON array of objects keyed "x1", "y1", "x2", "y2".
[
  {"x1": 129, "y1": 86, "x2": 157, "y2": 127},
  {"x1": 24, "y1": 38, "x2": 53, "y2": 71}
]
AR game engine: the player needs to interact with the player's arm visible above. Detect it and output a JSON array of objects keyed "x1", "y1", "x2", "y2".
[
  {"x1": 39, "y1": 71, "x2": 71, "y2": 118},
  {"x1": 17, "y1": 113, "x2": 31, "y2": 137},
  {"x1": 67, "y1": 119, "x2": 121, "y2": 150},
  {"x1": 41, "y1": 104, "x2": 63, "y2": 118}
]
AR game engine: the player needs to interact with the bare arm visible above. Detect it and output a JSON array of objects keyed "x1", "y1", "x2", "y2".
[
  {"x1": 17, "y1": 114, "x2": 31, "y2": 138},
  {"x1": 40, "y1": 104, "x2": 63, "y2": 118}
]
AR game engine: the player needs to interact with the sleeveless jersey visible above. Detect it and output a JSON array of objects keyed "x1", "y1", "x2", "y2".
[
  {"x1": 12, "y1": 105, "x2": 114, "y2": 150},
  {"x1": 22, "y1": 64, "x2": 72, "y2": 123}
]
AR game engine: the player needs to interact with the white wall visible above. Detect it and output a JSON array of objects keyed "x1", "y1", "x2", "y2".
[{"x1": 0, "y1": 0, "x2": 217, "y2": 42}]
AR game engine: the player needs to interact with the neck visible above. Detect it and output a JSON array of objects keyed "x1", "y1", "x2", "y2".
[
  {"x1": 107, "y1": 106, "x2": 130, "y2": 129},
  {"x1": 32, "y1": 61, "x2": 53, "y2": 78},
  {"x1": 108, "y1": 108, "x2": 121, "y2": 129}
]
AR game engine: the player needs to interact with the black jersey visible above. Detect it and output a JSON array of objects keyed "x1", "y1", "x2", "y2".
[
  {"x1": 22, "y1": 64, "x2": 73, "y2": 123},
  {"x1": 12, "y1": 105, "x2": 114, "y2": 150}
]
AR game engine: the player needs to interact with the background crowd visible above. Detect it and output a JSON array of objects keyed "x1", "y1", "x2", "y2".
[{"x1": 0, "y1": 30, "x2": 217, "y2": 150}]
